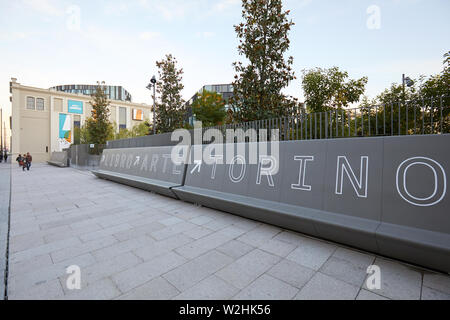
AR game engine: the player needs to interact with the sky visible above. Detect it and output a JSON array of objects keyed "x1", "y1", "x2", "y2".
[{"x1": 0, "y1": 0, "x2": 449, "y2": 134}]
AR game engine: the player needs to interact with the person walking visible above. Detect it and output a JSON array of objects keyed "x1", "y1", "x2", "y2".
[
  {"x1": 4, "y1": 151, "x2": 7, "y2": 163},
  {"x1": 16, "y1": 154, "x2": 23, "y2": 167},
  {"x1": 0, "y1": 151, "x2": 3, "y2": 163},
  {"x1": 25, "y1": 152, "x2": 32, "y2": 171}
]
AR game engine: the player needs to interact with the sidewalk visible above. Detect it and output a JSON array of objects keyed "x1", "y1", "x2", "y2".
[{"x1": 6, "y1": 164, "x2": 450, "y2": 300}]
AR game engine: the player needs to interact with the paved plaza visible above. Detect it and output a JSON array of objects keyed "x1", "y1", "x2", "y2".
[{"x1": 5, "y1": 163, "x2": 450, "y2": 300}]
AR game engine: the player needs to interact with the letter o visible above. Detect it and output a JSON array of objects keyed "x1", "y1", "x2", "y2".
[
  {"x1": 229, "y1": 155, "x2": 246, "y2": 183},
  {"x1": 396, "y1": 157, "x2": 446, "y2": 207}
]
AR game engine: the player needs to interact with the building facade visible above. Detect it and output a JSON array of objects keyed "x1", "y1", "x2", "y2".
[
  {"x1": 10, "y1": 78, "x2": 153, "y2": 162},
  {"x1": 50, "y1": 84, "x2": 132, "y2": 102}
]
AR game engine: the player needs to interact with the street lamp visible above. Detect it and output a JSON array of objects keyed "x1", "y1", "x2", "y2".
[
  {"x1": 146, "y1": 75, "x2": 157, "y2": 134},
  {"x1": 402, "y1": 74, "x2": 414, "y2": 102}
]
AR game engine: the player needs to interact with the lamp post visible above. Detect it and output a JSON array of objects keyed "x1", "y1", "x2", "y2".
[
  {"x1": 402, "y1": 74, "x2": 414, "y2": 102},
  {"x1": 146, "y1": 75, "x2": 157, "y2": 134}
]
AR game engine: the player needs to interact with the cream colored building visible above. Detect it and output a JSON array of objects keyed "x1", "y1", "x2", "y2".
[{"x1": 10, "y1": 78, "x2": 153, "y2": 162}]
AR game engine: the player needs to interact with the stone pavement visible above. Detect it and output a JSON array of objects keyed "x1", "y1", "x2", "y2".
[{"x1": 6, "y1": 164, "x2": 450, "y2": 300}]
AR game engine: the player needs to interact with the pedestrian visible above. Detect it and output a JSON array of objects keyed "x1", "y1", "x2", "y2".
[
  {"x1": 25, "y1": 152, "x2": 32, "y2": 171},
  {"x1": 4, "y1": 152, "x2": 7, "y2": 163},
  {"x1": 16, "y1": 154, "x2": 23, "y2": 167},
  {"x1": 0, "y1": 152, "x2": 3, "y2": 163}
]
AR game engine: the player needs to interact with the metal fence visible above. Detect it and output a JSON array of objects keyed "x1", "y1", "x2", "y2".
[
  {"x1": 105, "y1": 95, "x2": 449, "y2": 148},
  {"x1": 200, "y1": 95, "x2": 450, "y2": 142}
]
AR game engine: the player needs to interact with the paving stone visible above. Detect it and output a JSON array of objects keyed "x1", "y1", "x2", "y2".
[
  {"x1": 237, "y1": 224, "x2": 281, "y2": 247},
  {"x1": 8, "y1": 164, "x2": 440, "y2": 300},
  {"x1": 356, "y1": 289, "x2": 390, "y2": 300},
  {"x1": 9, "y1": 279, "x2": 65, "y2": 300},
  {"x1": 190, "y1": 215, "x2": 215, "y2": 226},
  {"x1": 295, "y1": 272, "x2": 359, "y2": 300},
  {"x1": 61, "y1": 252, "x2": 142, "y2": 291},
  {"x1": 112, "y1": 251, "x2": 187, "y2": 293},
  {"x1": 113, "y1": 221, "x2": 166, "y2": 241},
  {"x1": 62, "y1": 278, "x2": 121, "y2": 300},
  {"x1": 332, "y1": 247, "x2": 375, "y2": 267},
  {"x1": 233, "y1": 274, "x2": 299, "y2": 300},
  {"x1": 91, "y1": 235, "x2": 155, "y2": 262},
  {"x1": 361, "y1": 258, "x2": 422, "y2": 300},
  {"x1": 422, "y1": 273, "x2": 450, "y2": 295},
  {"x1": 216, "y1": 240, "x2": 255, "y2": 259},
  {"x1": 51, "y1": 235, "x2": 118, "y2": 263},
  {"x1": 159, "y1": 216, "x2": 184, "y2": 226},
  {"x1": 9, "y1": 233, "x2": 45, "y2": 253},
  {"x1": 203, "y1": 218, "x2": 232, "y2": 231},
  {"x1": 79, "y1": 223, "x2": 134, "y2": 242},
  {"x1": 217, "y1": 225, "x2": 248, "y2": 238},
  {"x1": 259, "y1": 239, "x2": 296, "y2": 257},
  {"x1": 421, "y1": 286, "x2": 450, "y2": 300},
  {"x1": 8, "y1": 253, "x2": 96, "y2": 294},
  {"x1": 134, "y1": 234, "x2": 193, "y2": 261},
  {"x1": 216, "y1": 249, "x2": 281, "y2": 290},
  {"x1": 8, "y1": 253, "x2": 53, "y2": 277},
  {"x1": 150, "y1": 221, "x2": 197, "y2": 241},
  {"x1": 117, "y1": 277, "x2": 180, "y2": 300},
  {"x1": 267, "y1": 259, "x2": 315, "y2": 289},
  {"x1": 175, "y1": 232, "x2": 233, "y2": 259},
  {"x1": 286, "y1": 237, "x2": 336, "y2": 271},
  {"x1": 182, "y1": 225, "x2": 214, "y2": 240},
  {"x1": 163, "y1": 250, "x2": 234, "y2": 292},
  {"x1": 10, "y1": 236, "x2": 82, "y2": 264},
  {"x1": 273, "y1": 230, "x2": 308, "y2": 246},
  {"x1": 320, "y1": 256, "x2": 369, "y2": 287},
  {"x1": 173, "y1": 275, "x2": 238, "y2": 300}
]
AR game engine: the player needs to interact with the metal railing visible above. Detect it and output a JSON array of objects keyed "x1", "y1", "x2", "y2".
[{"x1": 200, "y1": 95, "x2": 450, "y2": 142}]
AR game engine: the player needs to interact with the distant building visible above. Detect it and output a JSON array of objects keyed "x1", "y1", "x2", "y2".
[
  {"x1": 185, "y1": 84, "x2": 233, "y2": 126},
  {"x1": 10, "y1": 78, "x2": 152, "y2": 162},
  {"x1": 50, "y1": 84, "x2": 132, "y2": 102}
]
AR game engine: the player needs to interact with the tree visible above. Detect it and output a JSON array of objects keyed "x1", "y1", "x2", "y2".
[
  {"x1": 231, "y1": 0, "x2": 298, "y2": 121},
  {"x1": 85, "y1": 85, "x2": 114, "y2": 144},
  {"x1": 130, "y1": 120, "x2": 151, "y2": 137},
  {"x1": 302, "y1": 66, "x2": 368, "y2": 113},
  {"x1": 155, "y1": 54, "x2": 185, "y2": 133},
  {"x1": 191, "y1": 90, "x2": 227, "y2": 127}
]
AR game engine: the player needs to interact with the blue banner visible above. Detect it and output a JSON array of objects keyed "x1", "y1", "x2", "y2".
[{"x1": 68, "y1": 99, "x2": 83, "y2": 114}]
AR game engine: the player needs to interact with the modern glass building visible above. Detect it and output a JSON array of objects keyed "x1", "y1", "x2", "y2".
[
  {"x1": 50, "y1": 84, "x2": 132, "y2": 102},
  {"x1": 185, "y1": 84, "x2": 234, "y2": 125}
]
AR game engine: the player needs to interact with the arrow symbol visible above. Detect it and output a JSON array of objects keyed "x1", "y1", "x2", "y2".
[
  {"x1": 133, "y1": 156, "x2": 140, "y2": 166},
  {"x1": 190, "y1": 160, "x2": 202, "y2": 174}
]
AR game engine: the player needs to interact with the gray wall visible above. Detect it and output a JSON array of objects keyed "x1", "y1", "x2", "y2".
[
  {"x1": 94, "y1": 134, "x2": 450, "y2": 273},
  {"x1": 69, "y1": 144, "x2": 102, "y2": 170}
]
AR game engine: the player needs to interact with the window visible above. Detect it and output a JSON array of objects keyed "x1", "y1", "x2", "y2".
[
  {"x1": 119, "y1": 107, "x2": 127, "y2": 129},
  {"x1": 26, "y1": 96, "x2": 35, "y2": 110},
  {"x1": 73, "y1": 115, "x2": 81, "y2": 128},
  {"x1": 36, "y1": 98, "x2": 44, "y2": 110}
]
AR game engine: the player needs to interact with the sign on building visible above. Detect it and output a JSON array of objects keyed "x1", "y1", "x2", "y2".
[
  {"x1": 68, "y1": 100, "x2": 83, "y2": 114},
  {"x1": 132, "y1": 108, "x2": 143, "y2": 121},
  {"x1": 58, "y1": 113, "x2": 71, "y2": 150}
]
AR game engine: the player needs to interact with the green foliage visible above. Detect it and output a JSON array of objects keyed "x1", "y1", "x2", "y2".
[
  {"x1": 106, "y1": 121, "x2": 151, "y2": 140},
  {"x1": 231, "y1": 0, "x2": 298, "y2": 121},
  {"x1": 191, "y1": 90, "x2": 227, "y2": 127},
  {"x1": 85, "y1": 85, "x2": 114, "y2": 144},
  {"x1": 155, "y1": 54, "x2": 185, "y2": 133},
  {"x1": 302, "y1": 66, "x2": 368, "y2": 113},
  {"x1": 130, "y1": 120, "x2": 151, "y2": 137}
]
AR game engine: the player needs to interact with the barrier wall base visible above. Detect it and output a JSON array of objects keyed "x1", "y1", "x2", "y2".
[{"x1": 92, "y1": 170, "x2": 180, "y2": 199}]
